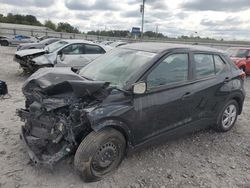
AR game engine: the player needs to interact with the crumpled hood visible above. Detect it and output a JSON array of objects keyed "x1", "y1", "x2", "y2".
[
  {"x1": 23, "y1": 67, "x2": 110, "y2": 99},
  {"x1": 15, "y1": 48, "x2": 45, "y2": 57},
  {"x1": 32, "y1": 54, "x2": 55, "y2": 65}
]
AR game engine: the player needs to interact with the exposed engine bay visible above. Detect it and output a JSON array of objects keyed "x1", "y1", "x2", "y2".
[
  {"x1": 14, "y1": 51, "x2": 46, "y2": 72},
  {"x1": 17, "y1": 68, "x2": 111, "y2": 167}
]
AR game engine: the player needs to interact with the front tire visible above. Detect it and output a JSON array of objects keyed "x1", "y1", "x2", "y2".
[
  {"x1": 74, "y1": 128, "x2": 126, "y2": 182},
  {"x1": 215, "y1": 100, "x2": 239, "y2": 132}
]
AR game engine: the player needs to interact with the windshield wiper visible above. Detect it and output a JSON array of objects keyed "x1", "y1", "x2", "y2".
[
  {"x1": 111, "y1": 86, "x2": 131, "y2": 94},
  {"x1": 81, "y1": 75, "x2": 94, "y2": 81}
]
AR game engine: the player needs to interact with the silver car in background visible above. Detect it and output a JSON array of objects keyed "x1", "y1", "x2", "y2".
[
  {"x1": 17, "y1": 38, "x2": 60, "y2": 51},
  {"x1": 0, "y1": 35, "x2": 38, "y2": 46},
  {"x1": 14, "y1": 40, "x2": 111, "y2": 72}
]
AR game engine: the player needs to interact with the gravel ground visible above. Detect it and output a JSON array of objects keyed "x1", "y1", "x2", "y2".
[{"x1": 0, "y1": 46, "x2": 250, "y2": 188}]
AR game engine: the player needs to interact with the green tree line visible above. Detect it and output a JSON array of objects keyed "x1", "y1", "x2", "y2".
[{"x1": 86, "y1": 30, "x2": 166, "y2": 38}]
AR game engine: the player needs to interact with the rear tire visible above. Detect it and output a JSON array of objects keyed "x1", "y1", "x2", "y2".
[
  {"x1": 74, "y1": 128, "x2": 126, "y2": 182},
  {"x1": 0, "y1": 40, "x2": 9, "y2": 46},
  {"x1": 214, "y1": 100, "x2": 239, "y2": 132}
]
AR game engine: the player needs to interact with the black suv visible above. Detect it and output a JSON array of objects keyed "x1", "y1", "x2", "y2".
[{"x1": 18, "y1": 43, "x2": 245, "y2": 182}]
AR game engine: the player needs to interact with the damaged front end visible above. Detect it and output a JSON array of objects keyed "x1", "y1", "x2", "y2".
[
  {"x1": 17, "y1": 68, "x2": 110, "y2": 167},
  {"x1": 14, "y1": 49, "x2": 47, "y2": 72}
]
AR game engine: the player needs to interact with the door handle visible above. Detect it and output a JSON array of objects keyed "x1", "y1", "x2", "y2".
[{"x1": 182, "y1": 92, "x2": 192, "y2": 100}]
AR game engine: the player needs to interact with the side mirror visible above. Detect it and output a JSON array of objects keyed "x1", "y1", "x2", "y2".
[
  {"x1": 58, "y1": 50, "x2": 62, "y2": 56},
  {"x1": 133, "y1": 82, "x2": 146, "y2": 94},
  {"x1": 57, "y1": 51, "x2": 65, "y2": 61},
  {"x1": 45, "y1": 47, "x2": 50, "y2": 53}
]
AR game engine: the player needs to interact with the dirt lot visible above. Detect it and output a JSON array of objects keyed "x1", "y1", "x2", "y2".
[{"x1": 0, "y1": 46, "x2": 249, "y2": 188}]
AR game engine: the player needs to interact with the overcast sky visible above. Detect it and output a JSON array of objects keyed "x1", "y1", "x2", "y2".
[{"x1": 0, "y1": 0, "x2": 249, "y2": 40}]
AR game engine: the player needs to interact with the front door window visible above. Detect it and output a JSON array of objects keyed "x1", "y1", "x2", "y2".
[{"x1": 147, "y1": 53, "x2": 189, "y2": 88}]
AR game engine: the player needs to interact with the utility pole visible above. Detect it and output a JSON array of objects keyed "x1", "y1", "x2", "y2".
[
  {"x1": 140, "y1": 0, "x2": 145, "y2": 39},
  {"x1": 155, "y1": 24, "x2": 158, "y2": 38}
]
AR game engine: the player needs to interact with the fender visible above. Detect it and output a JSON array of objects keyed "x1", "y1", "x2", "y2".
[
  {"x1": 32, "y1": 54, "x2": 55, "y2": 66},
  {"x1": 90, "y1": 117, "x2": 134, "y2": 147},
  {"x1": 225, "y1": 91, "x2": 245, "y2": 114}
]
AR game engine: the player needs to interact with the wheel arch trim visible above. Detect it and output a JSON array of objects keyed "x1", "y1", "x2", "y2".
[
  {"x1": 228, "y1": 92, "x2": 245, "y2": 114},
  {"x1": 91, "y1": 119, "x2": 134, "y2": 148}
]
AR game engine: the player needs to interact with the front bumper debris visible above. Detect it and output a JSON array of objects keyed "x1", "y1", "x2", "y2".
[
  {"x1": 18, "y1": 106, "x2": 75, "y2": 168},
  {"x1": 14, "y1": 55, "x2": 27, "y2": 66},
  {"x1": 20, "y1": 126, "x2": 73, "y2": 168},
  {"x1": 14, "y1": 55, "x2": 37, "y2": 72}
]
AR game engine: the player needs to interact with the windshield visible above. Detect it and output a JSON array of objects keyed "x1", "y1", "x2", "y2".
[
  {"x1": 45, "y1": 41, "x2": 68, "y2": 53},
  {"x1": 227, "y1": 48, "x2": 248, "y2": 58},
  {"x1": 79, "y1": 48, "x2": 156, "y2": 87}
]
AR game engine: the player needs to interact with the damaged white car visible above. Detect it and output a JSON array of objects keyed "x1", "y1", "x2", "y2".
[{"x1": 14, "y1": 40, "x2": 110, "y2": 73}]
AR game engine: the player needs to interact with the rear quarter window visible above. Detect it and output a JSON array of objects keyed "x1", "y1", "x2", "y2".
[
  {"x1": 224, "y1": 55, "x2": 239, "y2": 71},
  {"x1": 214, "y1": 55, "x2": 226, "y2": 74}
]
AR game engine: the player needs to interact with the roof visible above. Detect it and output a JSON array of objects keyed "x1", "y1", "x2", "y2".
[
  {"x1": 121, "y1": 42, "x2": 223, "y2": 54},
  {"x1": 61, "y1": 39, "x2": 95, "y2": 44}
]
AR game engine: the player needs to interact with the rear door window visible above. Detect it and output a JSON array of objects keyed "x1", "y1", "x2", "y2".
[
  {"x1": 85, "y1": 44, "x2": 105, "y2": 54},
  {"x1": 194, "y1": 53, "x2": 227, "y2": 79},
  {"x1": 194, "y1": 54, "x2": 215, "y2": 79},
  {"x1": 61, "y1": 44, "x2": 85, "y2": 55}
]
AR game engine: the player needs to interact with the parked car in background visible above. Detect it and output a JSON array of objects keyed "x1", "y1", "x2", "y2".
[
  {"x1": 226, "y1": 47, "x2": 250, "y2": 73},
  {"x1": 14, "y1": 40, "x2": 110, "y2": 72},
  {"x1": 36, "y1": 35, "x2": 57, "y2": 41},
  {"x1": 93, "y1": 40, "x2": 102, "y2": 44},
  {"x1": 109, "y1": 41, "x2": 127, "y2": 48},
  {"x1": 0, "y1": 35, "x2": 37, "y2": 46},
  {"x1": 0, "y1": 35, "x2": 7, "y2": 39},
  {"x1": 17, "y1": 43, "x2": 245, "y2": 182},
  {"x1": 17, "y1": 38, "x2": 60, "y2": 51}
]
